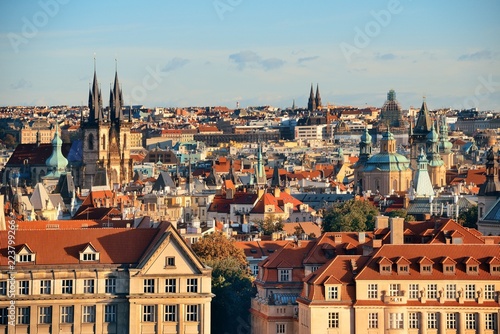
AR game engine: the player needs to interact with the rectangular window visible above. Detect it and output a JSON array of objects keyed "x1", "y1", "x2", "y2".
[
  {"x1": 485, "y1": 313, "x2": 498, "y2": 330},
  {"x1": 104, "y1": 304, "x2": 116, "y2": 323},
  {"x1": 368, "y1": 313, "x2": 378, "y2": 329},
  {"x1": 83, "y1": 279, "x2": 95, "y2": 294},
  {"x1": 82, "y1": 253, "x2": 96, "y2": 261},
  {"x1": 409, "y1": 284, "x2": 419, "y2": 299},
  {"x1": 0, "y1": 308, "x2": 7, "y2": 325},
  {"x1": 251, "y1": 265, "x2": 259, "y2": 276},
  {"x1": 465, "y1": 313, "x2": 476, "y2": 330},
  {"x1": 60, "y1": 306, "x2": 74, "y2": 323},
  {"x1": 62, "y1": 279, "x2": 73, "y2": 294},
  {"x1": 165, "y1": 256, "x2": 175, "y2": 267},
  {"x1": 327, "y1": 286, "x2": 338, "y2": 300},
  {"x1": 422, "y1": 265, "x2": 432, "y2": 272},
  {"x1": 276, "y1": 323, "x2": 286, "y2": 334},
  {"x1": 165, "y1": 279, "x2": 177, "y2": 293},
  {"x1": 82, "y1": 305, "x2": 95, "y2": 323},
  {"x1": 446, "y1": 284, "x2": 456, "y2": 299},
  {"x1": 0, "y1": 281, "x2": 6, "y2": 295},
  {"x1": 18, "y1": 254, "x2": 33, "y2": 262},
  {"x1": 143, "y1": 305, "x2": 156, "y2": 322},
  {"x1": 446, "y1": 313, "x2": 457, "y2": 329},
  {"x1": 389, "y1": 313, "x2": 404, "y2": 329},
  {"x1": 409, "y1": 312, "x2": 420, "y2": 329},
  {"x1": 367, "y1": 284, "x2": 378, "y2": 299},
  {"x1": 278, "y1": 269, "x2": 291, "y2": 282},
  {"x1": 427, "y1": 284, "x2": 437, "y2": 299},
  {"x1": 19, "y1": 280, "x2": 29, "y2": 295},
  {"x1": 186, "y1": 304, "x2": 199, "y2": 322},
  {"x1": 105, "y1": 278, "x2": 116, "y2": 294},
  {"x1": 187, "y1": 278, "x2": 198, "y2": 293},
  {"x1": 465, "y1": 284, "x2": 476, "y2": 299},
  {"x1": 444, "y1": 265, "x2": 454, "y2": 273},
  {"x1": 328, "y1": 312, "x2": 339, "y2": 328},
  {"x1": 165, "y1": 305, "x2": 177, "y2": 322},
  {"x1": 39, "y1": 306, "x2": 52, "y2": 324},
  {"x1": 40, "y1": 280, "x2": 51, "y2": 294},
  {"x1": 17, "y1": 307, "x2": 30, "y2": 325},
  {"x1": 427, "y1": 312, "x2": 438, "y2": 329},
  {"x1": 144, "y1": 279, "x2": 155, "y2": 293},
  {"x1": 485, "y1": 284, "x2": 495, "y2": 300},
  {"x1": 389, "y1": 283, "x2": 401, "y2": 296}
]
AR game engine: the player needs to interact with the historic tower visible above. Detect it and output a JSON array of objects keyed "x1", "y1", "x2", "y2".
[
  {"x1": 409, "y1": 99, "x2": 433, "y2": 171},
  {"x1": 81, "y1": 62, "x2": 132, "y2": 189}
]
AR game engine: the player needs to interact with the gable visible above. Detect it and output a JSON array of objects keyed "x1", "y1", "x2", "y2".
[{"x1": 137, "y1": 227, "x2": 206, "y2": 276}]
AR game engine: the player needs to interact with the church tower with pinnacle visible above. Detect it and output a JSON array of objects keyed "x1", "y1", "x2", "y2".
[{"x1": 81, "y1": 60, "x2": 133, "y2": 189}]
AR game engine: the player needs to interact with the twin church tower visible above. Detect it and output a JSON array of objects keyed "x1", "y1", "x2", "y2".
[{"x1": 81, "y1": 62, "x2": 133, "y2": 189}]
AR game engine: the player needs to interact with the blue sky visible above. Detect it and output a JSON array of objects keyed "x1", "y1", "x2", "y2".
[{"x1": 1, "y1": 0, "x2": 499, "y2": 111}]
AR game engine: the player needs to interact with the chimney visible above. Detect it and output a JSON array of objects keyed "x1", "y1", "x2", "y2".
[
  {"x1": 375, "y1": 215, "x2": 389, "y2": 229},
  {"x1": 334, "y1": 234, "x2": 342, "y2": 244},
  {"x1": 390, "y1": 217, "x2": 404, "y2": 245},
  {"x1": 358, "y1": 231, "x2": 366, "y2": 243}
]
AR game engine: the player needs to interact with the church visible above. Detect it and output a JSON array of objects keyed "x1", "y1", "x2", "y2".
[{"x1": 80, "y1": 63, "x2": 133, "y2": 189}]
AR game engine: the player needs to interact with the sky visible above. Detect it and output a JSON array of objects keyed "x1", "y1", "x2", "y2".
[{"x1": 0, "y1": 0, "x2": 499, "y2": 111}]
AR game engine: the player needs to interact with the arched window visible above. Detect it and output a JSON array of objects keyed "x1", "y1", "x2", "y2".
[
  {"x1": 392, "y1": 179, "x2": 398, "y2": 192},
  {"x1": 88, "y1": 133, "x2": 94, "y2": 150},
  {"x1": 102, "y1": 134, "x2": 106, "y2": 150}
]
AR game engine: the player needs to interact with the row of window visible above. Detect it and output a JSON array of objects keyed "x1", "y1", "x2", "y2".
[
  {"x1": 0, "y1": 278, "x2": 117, "y2": 296},
  {"x1": 0, "y1": 304, "x2": 116, "y2": 325},
  {"x1": 366, "y1": 283, "x2": 496, "y2": 300},
  {"x1": 0, "y1": 277, "x2": 202, "y2": 296},
  {"x1": 365, "y1": 312, "x2": 498, "y2": 330},
  {"x1": 143, "y1": 278, "x2": 198, "y2": 294},
  {"x1": 142, "y1": 304, "x2": 200, "y2": 323}
]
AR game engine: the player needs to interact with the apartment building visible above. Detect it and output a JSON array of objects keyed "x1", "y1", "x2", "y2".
[
  {"x1": 0, "y1": 222, "x2": 213, "y2": 334},
  {"x1": 252, "y1": 216, "x2": 500, "y2": 334}
]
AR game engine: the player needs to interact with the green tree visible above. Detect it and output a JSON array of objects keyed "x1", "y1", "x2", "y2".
[
  {"x1": 191, "y1": 232, "x2": 247, "y2": 267},
  {"x1": 3, "y1": 134, "x2": 16, "y2": 149},
  {"x1": 322, "y1": 199, "x2": 379, "y2": 232},
  {"x1": 458, "y1": 205, "x2": 478, "y2": 229},
  {"x1": 387, "y1": 208, "x2": 415, "y2": 222},
  {"x1": 256, "y1": 215, "x2": 284, "y2": 235},
  {"x1": 191, "y1": 232, "x2": 255, "y2": 334},
  {"x1": 204, "y1": 257, "x2": 255, "y2": 334}
]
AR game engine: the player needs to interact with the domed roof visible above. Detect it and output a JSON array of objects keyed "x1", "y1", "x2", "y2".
[
  {"x1": 364, "y1": 152, "x2": 410, "y2": 172},
  {"x1": 426, "y1": 124, "x2": 439, "y2": 142},
  {"x1": 360, "y1": 127, "x2": 372, "y2": 143}
]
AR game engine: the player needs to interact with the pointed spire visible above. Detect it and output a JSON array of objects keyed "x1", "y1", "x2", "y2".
[
  {"x1": 87, "y1": 58, "x2": 104, "y2": 124},
  {"x1": 271, "y1": 164, "x2": 280, "y2": 188},
  {"x1": 414, "y1": 99, "x2": 432, "y2": 133},
  {"x1": 110, "y1": 65, "x2": 124, "y2": 124},
  {"x1": 307, "y1": 83, "x2": 316, "y2": 111},
  {"x1": 315, "y1": 83, "x2": 322, "y2": 109}
]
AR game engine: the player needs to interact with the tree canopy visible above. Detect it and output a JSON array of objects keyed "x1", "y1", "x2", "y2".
[
  {"x1": 191, "y1": 232, "x2": 247, "y2": 267},
  {"x1": 322, "y1": 199, "x2": 379, "y2": 232},
  {"x1": 458, "y1": 205, "x2": 478, "y2": 229},
  {"x1": 191, "y1": 232, "x2": 255, "y2": 334}
]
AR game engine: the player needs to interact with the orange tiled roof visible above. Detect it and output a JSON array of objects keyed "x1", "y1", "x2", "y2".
[{"x1": 0, "y1": 228, "x2": 160, "y2": 266}]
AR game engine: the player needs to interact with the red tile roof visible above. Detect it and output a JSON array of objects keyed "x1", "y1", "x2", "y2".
[{"x1": 0, "y1": 228, "x2": 160, "y2": 266}]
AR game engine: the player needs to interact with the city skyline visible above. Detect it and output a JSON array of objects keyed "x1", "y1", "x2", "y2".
[{"x1": 1, "y1": 0, "x2": 499, "y2": 111}]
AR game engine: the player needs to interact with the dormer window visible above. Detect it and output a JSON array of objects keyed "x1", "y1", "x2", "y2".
[
  {"x1": 326, "y1": 286, "x2": 339, "y2": 300},
  {"x1": 464, "y1": 257, "x2": 480, "y2": 275},
  {"x1": 17, "y1": 245, "x2": 36, "y2": 263},
  {"x1": 396, "y1": 257, "x2": 410, "y2": 275},
  {"x1": 80, "y1": 243, "x2": 100, "y2": 262},
  {"x1": 441, "y1": 257, "x2": 456, "y2": 275},
  {"x1": 418, "y1": 256, "x2": 434, "y2": 275},
  {"x1": 378, "y1": 257, "x2": 393, "y2": 275},
  {"x1": 488, "y1": 257, "x2": 500, "y2": 276}
]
